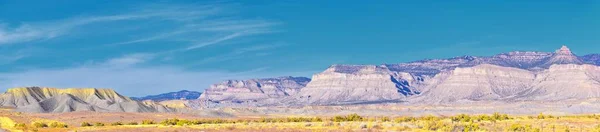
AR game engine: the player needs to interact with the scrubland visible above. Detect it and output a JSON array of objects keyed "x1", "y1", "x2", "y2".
[{"x1": 3, "y1": 109, "x2": 600, "y2": 132}]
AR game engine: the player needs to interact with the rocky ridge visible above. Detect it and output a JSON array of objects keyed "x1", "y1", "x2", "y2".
[
  {"x1": 193, "y1": 46, "x2": 600, "y2": 107},
  {"x1": 0, "y1": 87, "x2": 175, "y2": 113},
  {"x1": 196, "y1": 76, "x2": 310, "y2": 108},
  {"x1": 132, "y1": 90, "x2": 202, "y2": 102}
]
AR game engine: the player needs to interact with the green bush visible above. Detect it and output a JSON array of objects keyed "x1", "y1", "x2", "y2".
[
  {"x1": 126, "y1": 122, "x2": 138, "y2": 125},
  {"x1": 111, "y1": 121, "x2": 123, "y2": 126},
  {"x1": 394, "y1": 117, "x2": 416, "y2": 123},
  {"x1": 160, "y1": 118, "x2": 179, "y2": 126},
  {"x1": 141, "y1": 120, "x2": 155, "y2": 125},
  {"x1": 311, "y1": 117, "x2": 323, "y2": 122},
  {"x1": 176, "y1": 120, "x2": 193, "y2": 126},
  {"x1": 13, "y1": 123, "x2": 26, "y2": 128},
  {"x1": 380, "y1": 117, "x2": 390, "y2": 122},
  {"x1": 463, "y1": 123, "x2": 480, "y2": 132},
  {"x1": 452, "y1": 114, "x2": 471, "y2": 122},
  {"x1": 423, "y1": 120, "x2": 450, "y2": 131},
  {"x1": 81, "y1": 122, "x2": 93, "y2": 127},
  {"x1": 49, "y1": 122, "x2": 68, "y2": 128},
  {"x1": 420, "y1": 115, "x2": 439, "y2": 121},
  {"x1": 332, "y1": 114, "x2": 363, "y2": 122},
  {"x1": 94, "y1": 122, "x2": 105, "y2": 126},
  {"x1": 492, "y1": 112, "x2": 510, "y2": 121},
  {"x1": 508, "y1": 124, "x2": 526, "y2": 131},
  {"x1": 32, "y1": 122, "x2": 48, "y2": 128}
]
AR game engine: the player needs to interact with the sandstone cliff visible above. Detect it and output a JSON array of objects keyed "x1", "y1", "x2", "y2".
[
  {"x1": 294, "y1": 65, "x2": 418, "y2": 105},
  {"x1": 196, "y1": 76, "x2": 310, "y2": 107},
  {"x1": 184, "y1": 46, "x2": 600, "y2": 107}
]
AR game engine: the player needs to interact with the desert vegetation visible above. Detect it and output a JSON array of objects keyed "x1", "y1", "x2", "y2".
[{"x1": 6, "y1": 112, "x2": 600, "y2": 131}]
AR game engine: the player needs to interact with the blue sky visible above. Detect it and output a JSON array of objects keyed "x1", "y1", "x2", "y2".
[{"x1": 0, "y1": 0, "x2": 598, "y2": 96}]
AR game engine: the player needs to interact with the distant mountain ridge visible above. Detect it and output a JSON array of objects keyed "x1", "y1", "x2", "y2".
[
  {"x1": 132, "y1": 90, "x2": 202, "y2": 102},
  {"x1": 6, "y1": 45, "x2": 600, "y2": 114},
  {"x1": 0, "y1": 87, "x2": 175, "y2": 113},
  {"x1": 190, "y1": 45, "x2": 600, "y2": 107},
  {"x1": 195, "y1": 76, "x2": 310, "y2": 108}
]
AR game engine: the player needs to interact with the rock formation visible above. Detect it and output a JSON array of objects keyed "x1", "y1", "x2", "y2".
[
  {"x1": 132, "y1": 90, "x2": 202, "y2": 102},
  {"x1": 189, "y1": 45, "x2": 600, "y2": 107},
  {"x1": 294, "y1": 65, "x2": 418, "y2": 105},
  {"x1": 412, "y1": 64, "x2": 536, "y2": 103},
  {"x1": 196, "y1": 76, "x2": 310, "y2": 107},
  {"x1": 0, "y1": 87, "x2": 175, "y2": 113}
]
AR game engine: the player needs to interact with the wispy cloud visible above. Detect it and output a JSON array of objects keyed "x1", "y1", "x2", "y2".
[
  {"x1": 0, "y1": 3, "x2": 289, "y2": 96},
  {"x1": 103, "y1": 53, "x2": 155, "y2": 67},
  {"x1": 184, "y1": 32, "x2": 244, "y2": 51},
  {"x1": 192, "y1": 43, "x2": 286, "y2": 65},
  {"x1": 0, "y1": 3, "x2": 274, "y2": 47}
]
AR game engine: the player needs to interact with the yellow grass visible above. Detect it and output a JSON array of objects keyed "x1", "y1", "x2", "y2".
[
  {"x1": 0, "y1": 116, "x2": 23, "y2": 132},
  {"x1": 4, "y1": 111, "x2": 600, "y2": 132}
]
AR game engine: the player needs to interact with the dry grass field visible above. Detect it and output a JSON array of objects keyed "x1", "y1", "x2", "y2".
[{"x1": 2, "y1": 108, "x2": 600, "y2": 132}]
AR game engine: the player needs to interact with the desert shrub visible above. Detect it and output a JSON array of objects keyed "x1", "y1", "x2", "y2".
[
  {"x1": 492, "y1": 112, "x2": 510, "y2": 121},
  {"x1": 506, "y1": 124, "x2": 540, "y2": 132},
  {"x1": 176, "y1": 119, "x2": 193, "y2": 126},
  {"x1": 508, "y1": 124, "x2": 526, "y2": 131},
  {"x1": 311, "y1": 117, "x2": 323, "y2": 122},
  {"x1": 141, "y1": 120, "x2": 155, "y2": 125},
  {"x1": 111, "y1": 121, "x2": 123, "y2": 126},
  {"x1": 422, "y1": 120, "x2": 453, "y2": 131},
  {"x1": 13, "y1": 123, "x2": 26, "y2": 129},
  {"x1": 380, "y1": 117, "x2": 390, "y2": 122},
  {"x1": 420, "y1": 115, "x2": 439, "y2": 122},
  {"x1": 126, "y1": 122, "x2": 138, "y2": 125},
  {"x1": 347, "y1": 114, "x2": 363, "y2": 121},
  {"x1": 452, "y1": 114, "x2": 471, "y2": 122},
  {"x1": 49, "y1": 122, "x2": 68, "y2": 128},
  {"x1": 191, "y1": 120, "x2": 203, "y2": 125},
  {"x1": 81, "y1": 122, "x2": 93, "y2": 127},
  {"x1": 284, "y1": 117, "x2": 314, "y2": 122},
  {"x1": 332, "y1": 114, "x2": 363, "y2": 122},
  {"x1": 463, "y1": 123, "x2": 480, "y2": 132},
  {"x1": 32, "y1": 122, "x2": 48, "y2": 128},
  {"x1": 94, "y1": 122, "x2": 105, "y2": 126},
  {"x1": 473, "y1": 115, "x2": 493, "y2": 122},
  {"x1": 394, "y1": 117, "x2": 416, "y2": 123},
  {"x1": 160, "y1": 118, "x2": 179, "y2": 126}
]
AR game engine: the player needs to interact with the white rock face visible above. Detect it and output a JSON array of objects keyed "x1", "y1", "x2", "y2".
[
  {"x1": 411, "y1": 64, "x2": 600, "y2": 104},
  {"x1": 295, "y1": 65, "x2": 418, "y2": 105},
  {"x1": 414, "y1": 64, "x2": 535, "y2": 103},
  {"x1": 197, "y1": 76, "x2": 310, "y2": 107},
  {"x1": 527, "y1": 64, "x2": 600, "y2": 100},
  {"x1": 187, "y1": 46, "x2": 600, "y2": 107}
]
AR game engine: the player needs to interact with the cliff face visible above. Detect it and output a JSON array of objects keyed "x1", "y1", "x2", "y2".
[
  {"x1": 132, "y1": 90, "x2": 202, "y2": 102},
  {"x1": 527, "y1": 64, "x2": 600, "y2": 100},
  {"x1": 295, "y1": 65, "x2": 418, "y2": 105},
  {"x1": 292, "y1": 46, "x2": 600, "y2": 105},
  {"x1": 197, "y1": 76, "x2": 310, "y2": 107},
  {"x1": 410, "y1": 64, "x2": 600, "y2": 103},
  {"x1": 413, "y1": 64, "x2": 536, "y2": 103},
  {"x1": 0, "y1": 87, "x2": 174, "y2": 113},
  {"x1": 157, "y1": 45, "x2": 600, "y2": 108}
]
